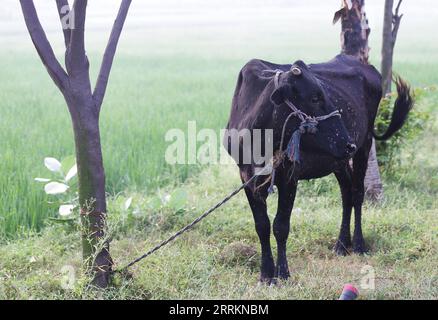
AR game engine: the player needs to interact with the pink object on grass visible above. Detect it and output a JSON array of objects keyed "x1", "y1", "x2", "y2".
[{"x1": 339, "y1": 284, "x2": 359, "y2": 300}]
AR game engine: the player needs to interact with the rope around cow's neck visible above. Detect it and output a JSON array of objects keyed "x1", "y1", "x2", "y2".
[{"x1": 267, "y1": 70, "x2": 341, "y2": 193}]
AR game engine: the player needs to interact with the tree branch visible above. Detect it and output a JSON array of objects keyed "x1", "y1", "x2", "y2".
[
  {"x1": 395, "y1": 0, "x2": 403, "y2": 16},
  {"x1": 56, "y1": 0, "x2": 71, "y2": 49},
  {"x1": 19, "y1": 0, "x2": 69, "y2": 91},
  {"x1": 93, "y1": 0, "x2": 132, "y2": 111},
  {"x1": 67, "y1": 0, "x2": 88, "y2": 74},
  {"x1": 392, "y1": 0, "x2": 403, "y2": 47}
]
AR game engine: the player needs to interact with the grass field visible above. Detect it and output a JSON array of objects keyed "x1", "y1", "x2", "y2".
[
  {"x1": 0, "y1": 0, "x2": 437, "y2": 299},
  {"x1": 0, "y1": 156, "x2": 436, "y2": 299}
]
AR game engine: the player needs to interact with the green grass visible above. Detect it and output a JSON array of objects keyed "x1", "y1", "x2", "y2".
[
  {"x1": 1, "y1": 49, "x2": 437, "y2": 237},
  {"x1": 0, "y1": 86, "x2": 437, "y2": 299},
  {"x1": 0, "y1": 0, "x2": 437, "y2": 299},
  {"x1": 1, "y1": 1, "x2": 438, "y2": 236},
  {"x1": 0, "y1": 135, "x2": 436, "y2": 299}
]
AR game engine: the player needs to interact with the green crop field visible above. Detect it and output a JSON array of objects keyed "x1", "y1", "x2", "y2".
[{"x1": 0, "y1": 0, "x2": 436, "y2": 299}]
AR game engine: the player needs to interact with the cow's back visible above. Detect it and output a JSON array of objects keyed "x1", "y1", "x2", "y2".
[{"x1": 309, "y1": 55, "x2": 382, "y2": 145}]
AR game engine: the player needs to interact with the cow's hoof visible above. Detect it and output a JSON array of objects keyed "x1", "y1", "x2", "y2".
[
  {"x1": 275, "y1": 268, "x2": 290, "y2": 280},
  {"x1": 259, "y1": 276, "x2": 276, "y2": 286},
  {"x1": 334, "y1": 241, "x2": 351, "y2": 256},
  {"x1": 259, "y1": 260, "x2": 275, "y2": 284},
  {"x1": 352, "y1": 240, "x2": 368, "y2": 255},
  {"x1": 275, "y1": 261, "x2": 290, "y2": 280},
  {"x1": 278, "y1": 272, "x2": 290, "y2": 281}
]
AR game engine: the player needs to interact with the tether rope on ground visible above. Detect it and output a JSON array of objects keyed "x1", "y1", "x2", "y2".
[{"x1": 113, "y1": 171, "x2": 262, "y2": 273}]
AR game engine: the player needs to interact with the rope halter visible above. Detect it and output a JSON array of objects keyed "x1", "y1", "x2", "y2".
[{"x1": 264, "y1": 68, "x2": 342, "y2": 194}]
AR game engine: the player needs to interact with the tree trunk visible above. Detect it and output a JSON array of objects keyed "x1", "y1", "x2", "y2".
[
  {"x1": 68, "y1": 93, "x2": 112, "y2": 287},
  {"x1": 381, "y1": 0, "x2": 403, "y2": 95},
  {"x1": 364, "y1": 139, "x2": 383, "y2": 201},
  {"x1": 338, "y1": 0, "x2": 370, "y2": 63},
  {"x1": 381, "y1": 0, "x2": 395, "y2": 95},
  {"x1": 74, "y1": 118, "x2": 110, "y2": 286},
  {"x1": 364, "y1": 0, "x2": 394, "y2": 202}
]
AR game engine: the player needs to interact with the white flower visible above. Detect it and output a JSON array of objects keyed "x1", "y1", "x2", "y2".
[
  {"x1": 44, "y1": 182, "x2": 69, "y2": 195},
  {"x1": 59, "y1": 204, "x2": 75, "y2": 216},
  {"x1": 35, "y1": 178, "x2": 51, "y2": 182},
  {"x1": 44, "y1": 157, "x2": 62, "y2": 172},
  {"x1": 65, "y1": 164, "x2": 77, "y2": 182}
]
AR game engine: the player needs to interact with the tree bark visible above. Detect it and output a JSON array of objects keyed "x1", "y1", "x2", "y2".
[
  {"x1": 363, "y1": 139, "x2": 383, "y2": 201},
  {"x1": 381, "y1": 0, "x2": 395, "y2": 95},
  {"x1": 67, "y1": 92, "x2": 111, "y2": 287},
  {"x1": 337, "y1": 0, "x2": 370, "y2": 63},
  {"x1": 75, "y1": 120, "x2": 111, "y2": 287},
  {"x1": 381, "y1": 0, "x2": 403, "y2": 95}
]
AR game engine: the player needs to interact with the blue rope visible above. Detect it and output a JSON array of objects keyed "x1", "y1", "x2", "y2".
[
  {"x1": 286, "y1": 129, "x2": 303, "y2": 164},
  {"x1": 286, "y1": 120, "x2": 318, "y2": 164},
  {"x1": 268, "y1": 120, "x2": 319, "y2": 194}
]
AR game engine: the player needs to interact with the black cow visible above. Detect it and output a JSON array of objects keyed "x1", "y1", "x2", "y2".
[{"x1": 223, "y1": 54, "x2": 413, "y2": 283}]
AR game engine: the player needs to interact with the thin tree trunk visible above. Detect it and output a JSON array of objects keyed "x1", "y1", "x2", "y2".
[
  {"x1": 70, "y1": 104, "x2": 111, "y2": 287},
  {"x1": 381, "y1": 0, "x2": 403, "y2": 95},
  {"x1": 381, "y1": 0, "x2": 395, "y2": 95},
  {"x1": 365, "y1": 0, "x2": 396, "y2": 202},
  {"x1": 64, "y1": 74, "x2": 111, "y2": 285}
]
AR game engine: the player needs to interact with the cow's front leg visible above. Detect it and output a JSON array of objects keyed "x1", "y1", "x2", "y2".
[
  {"x1": 351, "y1": 143, "x2": 371, "y2": 254},
  {"x1": 334, "y1": 165, "x2": 353, "y2": 256},
  {"x1": 273, "y1": 180, "x2": 297, "y2": 280},
  {"x1": 243, "y1": 186, "x2": 274, "y2": 283}
]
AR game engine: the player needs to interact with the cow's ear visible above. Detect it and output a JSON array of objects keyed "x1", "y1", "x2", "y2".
[{"x1": 270, "y1": 88, "x2": 284, "y2": 105}]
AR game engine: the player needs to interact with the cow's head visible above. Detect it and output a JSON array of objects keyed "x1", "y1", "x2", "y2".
[{"x1": 270, "y1": 60, "x2": 356, "y2": 160}]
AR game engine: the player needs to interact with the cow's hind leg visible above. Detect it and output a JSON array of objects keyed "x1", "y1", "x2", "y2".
[
  {"x1": 351, "y1": 140, "x2": 372, "y2": 254},
  {"x1": 243, "y1": 184, "x2": 275, "y2": 283},
  {"x1": 334, "y1": 164, "x2": 353, "y2": 256},
  {"x1": 273, "y1": 178, "x2": 297, "y2": 280}
]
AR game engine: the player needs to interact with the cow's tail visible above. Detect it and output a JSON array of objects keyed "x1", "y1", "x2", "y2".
[{"x1": 373, "y1": 75, "x2": 414, "y2": 141}]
